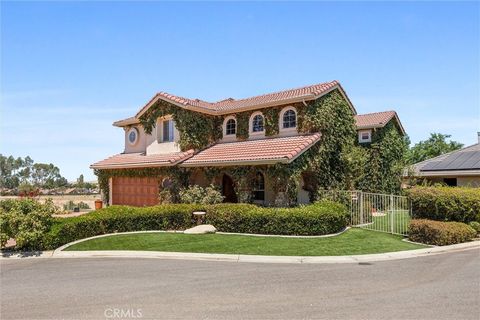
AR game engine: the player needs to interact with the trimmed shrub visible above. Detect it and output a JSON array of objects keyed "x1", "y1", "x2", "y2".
[
  {"x1": 207, "y1": 200, "x2": 349, "y2": 236},
  {"x1": 42, "y1": 201, "x2": 349, "y2": 250},
  {"x1": 468, "y1": 221, "x2": 480, "y2": 234},
  {"x1": 408, "y1": 219, "x2": 476, "y2": 246},
  {"x1": 406, "y1": 186, "x2": 480, "y2": 223},
  {"x1": 43, "y1": 204, "x2": 202, "y2": 250}
]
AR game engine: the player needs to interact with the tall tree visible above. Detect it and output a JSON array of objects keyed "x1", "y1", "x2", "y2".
[
  {"x1": 407, "y1": 133, "x2": 463, "y2": 164},
  {"x1": 76, "y1": 174, "x2": 85, "y2": 188}
]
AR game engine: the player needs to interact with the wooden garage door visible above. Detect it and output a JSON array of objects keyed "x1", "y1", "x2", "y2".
[{"x1": 112, "y1": 177, "x2": 159, "y2": 207}]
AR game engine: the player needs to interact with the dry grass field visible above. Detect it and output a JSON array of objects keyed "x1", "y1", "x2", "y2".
[{"x1": 0, "y1": 194, "x2": 100, "y2": 210}]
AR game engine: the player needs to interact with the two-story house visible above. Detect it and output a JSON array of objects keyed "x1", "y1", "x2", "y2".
[{"x1": 91, "y1": 80, "x2": 405, "y2": 206}]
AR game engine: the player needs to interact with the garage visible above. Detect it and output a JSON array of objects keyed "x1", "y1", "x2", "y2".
[{"x1": 111, "y1": 177, "x2": 160, "y2": 206}]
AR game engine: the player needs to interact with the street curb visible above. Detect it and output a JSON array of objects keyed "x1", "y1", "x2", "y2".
[
  {"x1": 2, "y1": 232, "x2": 478, "y2": 264},
  {"x1": 49, "y1": 241, "x2": 479, "y2": 264}
]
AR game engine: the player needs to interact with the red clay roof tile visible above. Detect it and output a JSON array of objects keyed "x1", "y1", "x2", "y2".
[
  {"x1": 180, "y1": 133, "x2": 321, "y2": 167},
  {"x1": 354, "y1": 111, "x2": 397, "y2": 128},
  {"x1": 90, "y1": 150, "x2": 194, "y2": 169},
  {"x1": 134, "y1": 81, "x2": 342, "y2": 117}
]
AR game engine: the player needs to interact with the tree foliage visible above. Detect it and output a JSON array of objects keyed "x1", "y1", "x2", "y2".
[
  {"x1": 407, "y1": 133, "x2": 463, "y2": 164},
  {"x1": 0, "y1": 154, "x2": 68, "y2": 190}
]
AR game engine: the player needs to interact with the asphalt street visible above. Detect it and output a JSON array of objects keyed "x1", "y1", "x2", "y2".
[{"x1": 1, "y1": 249, "x2": 479, "y2": 320}]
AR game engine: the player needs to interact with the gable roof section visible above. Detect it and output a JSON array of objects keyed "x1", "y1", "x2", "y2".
[
  {"x1": 410, "y1": 143, "x2": 480, "y2": 175},
  {"x1": 180, "y1": 133, "x2": 321, "y2": 167},
  {"x1": 90, "y1": 150, "x2": 194, "y2": 170},
  {"x1": 114, "y1": 81, "x2": 355, "y2": 125},
  {"x1": 354, "y1": 110, "x2": 406, "y2": 135}
]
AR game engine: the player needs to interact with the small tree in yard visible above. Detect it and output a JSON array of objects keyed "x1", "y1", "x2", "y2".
[{"x1": 179, "y1": 185, "x2": 224, "y2": 205}]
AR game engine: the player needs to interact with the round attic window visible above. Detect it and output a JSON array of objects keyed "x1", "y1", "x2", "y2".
[{"x1": 127, "y1": 127, "x2": 139, "y2": 145}]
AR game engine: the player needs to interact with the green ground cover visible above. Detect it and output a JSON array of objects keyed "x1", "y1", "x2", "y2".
[
  {"x1": 368, "y1": 210, "x2": 411, "y2": 235},
  {"x1": 65, "y1": 228, "x2": 426, "y2": 256}
]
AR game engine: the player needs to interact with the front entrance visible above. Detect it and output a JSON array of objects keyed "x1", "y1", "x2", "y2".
[{"x1": 222, "y1": 174, "x2": 238, "y2": 203}]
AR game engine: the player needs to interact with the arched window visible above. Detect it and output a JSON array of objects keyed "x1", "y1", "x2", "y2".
[
  {"x1": 252, "y1": 172, "x2": 265, "y2": 201},
  {"x1": 225, "y1": 118, "x2": 236, "y2": 135},
  {"x1": 282, "y1": 109, "x2": 297, "y2": 129},
  {"x1": 252, "y1": 114, "x2": 264, "y2": 132}
]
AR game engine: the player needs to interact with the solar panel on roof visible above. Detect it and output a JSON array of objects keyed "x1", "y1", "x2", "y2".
[{"x1": 420, "y1": 149, "x2": 480, "y2": 171}]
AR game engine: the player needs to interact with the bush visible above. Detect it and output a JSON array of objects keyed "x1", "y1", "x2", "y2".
[
  {"x1": 42, "y1": 201, "x2": 349, "y2": 250},
  {"x1": 0, "y1": 198, "x2": 59, "y2": 250},
  {"x1": 406, "y1": 186, "x2": 480, "y2": 223},
  {"x1": 468, "y1": 221, "x2": 480, "y2": 234},
  {"x1": 408, "y1": 219, "x2": 476, "y2": 246},
  {"x1": 207, "y1": 200, "x2": 349, "y2": 236},
  {"x1": 63, "y1": 200, "x2": 90, "y2": 211},
  {"x1": 179, "y1": 185, "x2": 224, "y2": 205}
]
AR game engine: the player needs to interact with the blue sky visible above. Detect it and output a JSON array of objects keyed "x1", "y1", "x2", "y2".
[{"x1": 1, "y1": 1, "x2": 479, "y2": 181}]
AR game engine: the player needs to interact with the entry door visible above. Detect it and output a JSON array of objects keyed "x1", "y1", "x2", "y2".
[{"x1": 222, "y1": 174, "x2": 238, "y2": 203}]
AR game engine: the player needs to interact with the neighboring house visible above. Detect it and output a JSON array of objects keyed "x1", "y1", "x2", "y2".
[
  {"x1": 405, "y1": 133, "x2": 480, "y2": 187},
  {"x1": 91, "y1": 80, "x2": 405, "y2": 206}
]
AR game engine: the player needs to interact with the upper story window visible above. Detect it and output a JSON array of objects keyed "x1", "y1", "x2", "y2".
[
  {"x1": 127, "y1": 127, "x2": 139, "y2": 145},
  {"x1": 162, "y1": 119, "x2": 174, "y2": 142},
  {"x1": 358, "y1": 130, "x2": 372, "y2": 143},
  {"x1": 279, "y1": 107, "x2": 297, "y2": 132},
  {"x1": 224, "y1": 116, "x2": 236, "y2": 136},
  {"x1": 250, "y1": 112, "x2": 265, "y2": 134},
  {"x1": 283, "y1": 109, "x2": 296, "y2": 129}
]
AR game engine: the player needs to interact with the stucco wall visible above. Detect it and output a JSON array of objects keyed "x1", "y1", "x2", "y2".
[{"x1": 124, "y1": 120, "x2": 181, "y2": 155}]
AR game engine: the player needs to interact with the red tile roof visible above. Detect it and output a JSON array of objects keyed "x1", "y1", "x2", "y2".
[
  {"x1": 180, "y1": 133, "x2": 321, "y2": 167},
  {"x1": 90, "y1": 150, "x2": 194, "y2": 169},
  {"x1": 354, "y1": 110, "x2": 406, "y2": 133},
  {"x1": 133, "y1": 81, "x2": 349, "y2": 118}
]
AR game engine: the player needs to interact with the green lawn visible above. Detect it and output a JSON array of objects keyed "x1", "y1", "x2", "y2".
[
  {"x1": 369, "y1": 210, "x2": 411, "y2": 235},
  {"x1": 65, "y1": 228, "x2": 426, "y2": 256}
]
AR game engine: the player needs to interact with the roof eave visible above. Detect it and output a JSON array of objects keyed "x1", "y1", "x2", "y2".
[{"x1": 179, "y1": 158, "x2": 290, "y2": 168}]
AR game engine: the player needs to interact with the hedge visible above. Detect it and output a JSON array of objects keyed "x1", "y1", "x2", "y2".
[
  {"x1": 44, "y1": 204, "x2": 203, "y2": 250},
  {"x1": 408, "y1": 219, "x2": 476, "y2": 246},
  {"x1": 42, "y1": 201, "x2": 348, "y2": 250},
  {"x1": 406, "y1": 186, "x2": 480, "y2": 223},
  {"x1": 206, "y1": 200, "x2": 349, "y2": 236}
]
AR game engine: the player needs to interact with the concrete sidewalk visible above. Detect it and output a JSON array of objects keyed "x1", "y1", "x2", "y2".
[{"x1": 49, "y1": 241, "x2": 479, "y2": 264}]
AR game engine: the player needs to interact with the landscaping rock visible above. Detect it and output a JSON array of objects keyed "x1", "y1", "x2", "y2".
[{"x1": 184, "y1": 224, "x2": 217, "y2": 234}]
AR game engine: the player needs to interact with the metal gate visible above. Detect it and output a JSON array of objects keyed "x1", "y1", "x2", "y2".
[{"x1": 317, "y1": 190, "x2": 411, "y2": 235}]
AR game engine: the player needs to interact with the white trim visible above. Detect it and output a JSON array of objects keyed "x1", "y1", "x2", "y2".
[
  {"x1": 358, "y1": 130, "x2": 372, "y2": 143},
  {"x1": 414, "y1": 170, "x2": 480, "y2": 177},
  {"x1": 223, "y1": 116, "x2": 237, "y2": 139},
  {"x1": 127, "y1": 127, "x2": 139, "y2": 146},
  {"x1": 279, "y1": 106, "x2": 298, "y2": 134},
  {"x1": 249, "y1": 111, "x2": 265, "y2": 136}
]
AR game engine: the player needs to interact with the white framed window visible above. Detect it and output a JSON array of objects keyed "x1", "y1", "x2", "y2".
[
  {"x1": 279, "y1": 107, "x2": 297, "y2": 132},
  {"x1": 252, "y1": 171, "x2": 265, "y2": 201},
  {"x1": 223, "y1": 116, "x2": 237, "y2": 136},
  {"x1": 249, "y1": 112, "x2": 265, "y2": 134},
  {"x1": 162, "y1": 119, "x2": 174, "y2": 142},
  {"x1": 127, "y1": 127, "x2": 139, "y2": 146},
  {"x1": 358, "y1": 130, "x2": 372, "y2": 143}
]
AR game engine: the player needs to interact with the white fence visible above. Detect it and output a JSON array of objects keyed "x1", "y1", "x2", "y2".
[{"x1": 317, "y1": 190, "x2": 411, "y2": 235}]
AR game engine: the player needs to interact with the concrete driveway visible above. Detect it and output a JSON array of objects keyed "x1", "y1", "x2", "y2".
[{"x1": 1, "y1": 249, "x2": 479, "y2": 319}]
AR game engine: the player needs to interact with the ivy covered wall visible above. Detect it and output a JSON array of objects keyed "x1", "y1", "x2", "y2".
[
  {"x1": 354, "y1": 121, "x2": 409, "y2": 194},
  {"x1": 97, "y1": 88, "x2": 408, "y2": 204}
]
